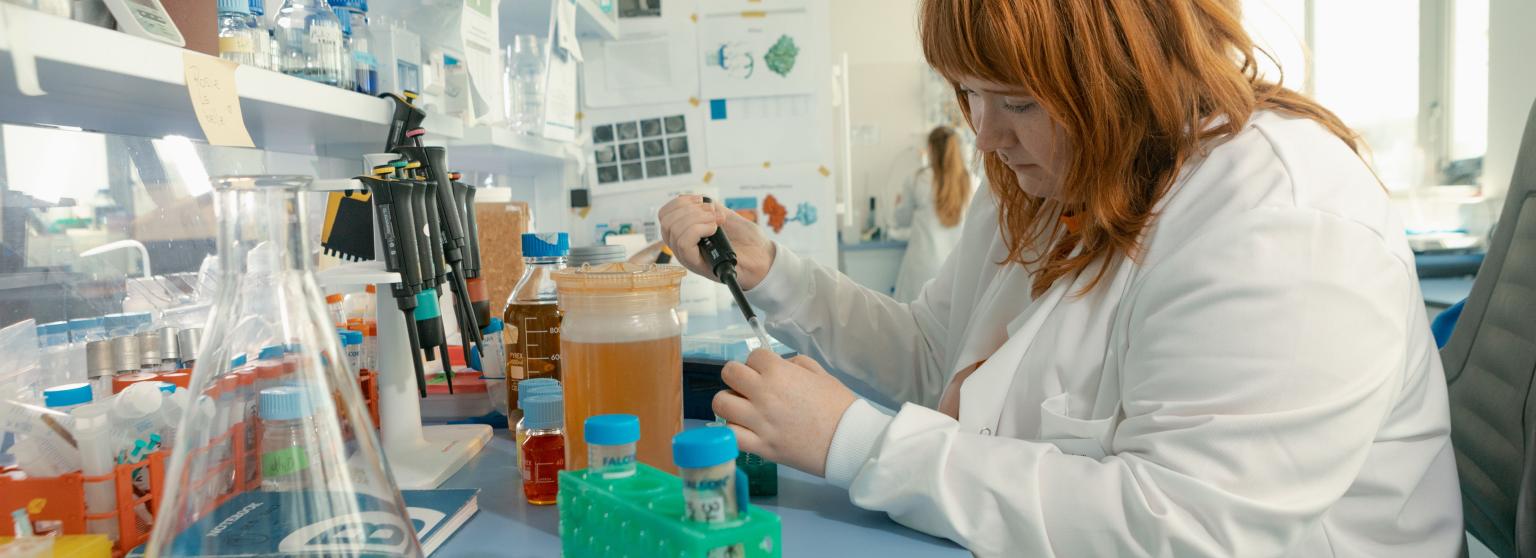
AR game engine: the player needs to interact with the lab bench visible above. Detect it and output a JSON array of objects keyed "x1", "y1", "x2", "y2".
[{"x1": 434, "y1": 425, "x2": 967, "y2": 557}]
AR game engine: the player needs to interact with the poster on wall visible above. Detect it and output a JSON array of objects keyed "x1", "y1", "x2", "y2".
[
  {"x1": 697, "y1": 0, "x2": 807, "y2": 14},
  {"x1": 580, "y1": 0, "x2": 699, "y2": 108},
  {"x1": 583, "y1": 101, "x2": 710, "y2": 196},
  {"x1": 697, "y1": 10, "x2": 816, "y2": 99},
  {"x1": 703, "y1": 94, "x2": 822, "y2": 167},
  {"x1": 711, "y1": 163, "x2": 837, "y2": 267}
]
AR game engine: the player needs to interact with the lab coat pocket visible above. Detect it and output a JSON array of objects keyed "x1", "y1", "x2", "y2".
[{"x1": 1038, "y1": 393, "x2": 1117, "y2": 459}]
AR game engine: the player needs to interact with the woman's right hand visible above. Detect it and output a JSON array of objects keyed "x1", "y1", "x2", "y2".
[{"x1": 659, "y1": 194, "x2": 776, "y2": 290}]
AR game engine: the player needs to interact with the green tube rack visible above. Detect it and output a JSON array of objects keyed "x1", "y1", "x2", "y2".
[
  {"x1": 559, "y1": 463, "x2": 783, "y2": 558},
  {"x1": 737, "y1": 452, "x2": 778, "y2": 496}
]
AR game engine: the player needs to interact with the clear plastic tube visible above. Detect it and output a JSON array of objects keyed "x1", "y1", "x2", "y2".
[{"x1": 72, "y1": 404, "x2": 118, "y2": 542}]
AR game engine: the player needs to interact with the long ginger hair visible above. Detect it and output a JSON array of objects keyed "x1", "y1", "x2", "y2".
[
  {"x1": 919, "y1": 0, "x2": 1362, "y2": 296},
  {"x1": 928, "y1": 126, "x2": 972, "y2": 227}
]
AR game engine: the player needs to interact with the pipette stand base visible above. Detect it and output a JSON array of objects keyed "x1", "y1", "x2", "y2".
[{"x1": 385, "y1": 424, "x2": 492, "y2": 490}]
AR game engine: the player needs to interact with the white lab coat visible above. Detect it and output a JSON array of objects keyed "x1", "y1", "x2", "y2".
[
  {"x1": 746, "y1": 111, "x2": 1463, "y2": 557},
  {"x1": 891, "y1": 167, "x2": 968, "y2": 302}
]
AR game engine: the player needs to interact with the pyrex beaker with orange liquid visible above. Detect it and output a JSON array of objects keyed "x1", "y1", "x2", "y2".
[
  {"x1": 553, "y1": 263, "x2": 686, "y2": 472},
  {"x1": 503, "y1": 233, "x2": 568, "y2": 420}
]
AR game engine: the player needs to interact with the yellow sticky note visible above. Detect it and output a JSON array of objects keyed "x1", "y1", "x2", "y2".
[{"x1": 182, "y1": 52, "x2": 255, "y2": 148}]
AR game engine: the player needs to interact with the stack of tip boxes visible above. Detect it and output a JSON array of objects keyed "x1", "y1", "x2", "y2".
[{"x1": 559, "y1": 463, "x2": 782, "y2": 557}]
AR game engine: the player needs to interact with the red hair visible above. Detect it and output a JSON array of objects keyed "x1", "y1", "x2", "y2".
[{"x1": 920, "y1": 0, "x2": 1361, "y2": 296}]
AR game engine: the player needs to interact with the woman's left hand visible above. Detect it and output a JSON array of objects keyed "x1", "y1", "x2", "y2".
[{"x1": 712, "y1": 350, "x2": 858, "y2": 477}]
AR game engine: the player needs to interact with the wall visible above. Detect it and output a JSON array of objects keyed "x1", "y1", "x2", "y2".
[
  {"x1": 829, "y1": 0, "x2": 930, "y2": 242},
  {"x1": 1485, "y1": 0, "x2": 1536, "y2": 199}
]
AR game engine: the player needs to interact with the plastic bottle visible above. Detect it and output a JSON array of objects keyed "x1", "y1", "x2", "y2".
[
  {"x1": 330, "y1": 0, "x2": 377, "y2": 95},
  {"x1": 112, "y1": 382, "x2": 171, "y2": 525},
  {"x1": 520, "y1": 393, "x2": 565, "y2": 505},
  {"x1": 325, "y1": 293, "x2": 347, "y2": 327},
  {"x1": 585, "y1": 414, "x2": 638, "y2": 479},
  {"x1": 502, "y1": 34, "x2": 546, "y2": 135},
  {"x1": 217, "y1": 0, "x2": 263, "y2": 67},
  {"x1": 513, "y1": 378, "x2": 559, "y2": 470},
  {"x1": 258, "y1": 386, "x2": 318, "y2": 491},
  {"x1": 274, "y1": 0, "x2": 345, "y2": 86},
  {"x1": 332, "y1": 6, "x2": 357, "y2": 92},
  {"x1": 249, "y1": 0, "x2": 276, "y2": 70},
  {"x1": 503, "y1": 232, "x2": 568, "y2": 416},
  {"x1": 42, "y1": 382, "x2": 92, "y2": 412},
  {"x1": 673, "y1": 427, "x2": 747, "y2": 553},
  {"x1": 71, "y1": 404, "x2": 119, "y2": 542}
]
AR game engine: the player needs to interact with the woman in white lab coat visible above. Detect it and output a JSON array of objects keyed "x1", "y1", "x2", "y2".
[
  {"x1": 659, "y1": 0, "x2": 1463, "y2": 555},
  {"x1": 891, "y1": 126, "x2": 973, "y2": 302}
]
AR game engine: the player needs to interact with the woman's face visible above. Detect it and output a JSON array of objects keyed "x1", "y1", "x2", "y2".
[{"x1": 956, "y1": 75, "x2": 1068, "y2": 199}]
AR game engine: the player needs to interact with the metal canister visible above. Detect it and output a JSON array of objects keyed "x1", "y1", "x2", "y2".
[
  {"x1": 137, "y1": 329, "x2": 162, "y2": 368},
  {"x1": 158, "y1": 326, "x2": 181, "y2": 366},
  {"x1": 86, "y1": 339, "x2": 115, "y2": 380},
  {"x1": 177, "y1": 328, "x2": 202, "y2": 366},
  {"x1": 110, "y1": 335, "x2": 141, "y2": 374}
]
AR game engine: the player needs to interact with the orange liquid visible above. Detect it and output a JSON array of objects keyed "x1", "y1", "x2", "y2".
[
  {"x1": 561, "y1": 337, "x2": 683, "y2": 473},
  {"x1": 503, "y1": 302, "x2": 562, "y2": 413},
  {"x1": 521, "y1": 432, "x2": 564, "y2": 505}
]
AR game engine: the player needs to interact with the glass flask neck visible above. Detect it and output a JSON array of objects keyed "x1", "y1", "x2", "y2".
[{"x1": 213, "y1": 177, "x2": 314, "y2": 279}]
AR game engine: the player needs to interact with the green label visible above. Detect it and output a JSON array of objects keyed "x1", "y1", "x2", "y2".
[
  {"x1": 261, "y1": 447, "x2": 311, "y2": 478},
  {"x1": 465, "y1": 0, "x2": 491, "y2": 17}
]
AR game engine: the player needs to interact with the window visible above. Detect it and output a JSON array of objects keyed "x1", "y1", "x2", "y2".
[{"x1": 1243, "y1": 0, "x2": 1488, "y2": 191}]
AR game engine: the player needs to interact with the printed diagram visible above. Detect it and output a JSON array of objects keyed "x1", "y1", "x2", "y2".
[
  {"x1": 763, "y1": 35, "x2": 799, "y2": 77},
  {"x1": 706, "y1": 42, "x2": 756, "y2": 79},
  {"x1": 749, "y1": 194, "x2": 818, "y2": 234}
]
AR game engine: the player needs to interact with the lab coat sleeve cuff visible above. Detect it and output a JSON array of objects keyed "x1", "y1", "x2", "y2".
[
  {"x1": 824, "y1": 399, "x2": 894, "y2": 490},
  {"x1": 744, "y1": 242, "x2": 809, "y2": 318}
]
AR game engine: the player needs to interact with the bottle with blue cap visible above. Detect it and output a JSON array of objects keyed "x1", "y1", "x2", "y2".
[
  {"x1": 514, "y1": 379, "x2": 561, "y2": 471},
  {"x1": 673, "y1": 426, "x2": 751, "y2": 530},
  {"x1": 503, "y1": 232, "x2": 569, "y2": 416},
  {"x1": 258, "y1": 386, "x2": 317, "y2": 491},
  {"x1": 339, "y1": 329, "x2": 363, "y2": 375},
  {"x1": 521, "y1": 392, "x2": 566, "y2": 505},
  {"x1": 217, "y1": 0, "x2": 263, "y2": 67},
  {"x1": 43, "y1": 382, "x2": 93, "y2": 412},
  {"x1": 585, "y1": 414, "x2": 639, "y2": 479}
]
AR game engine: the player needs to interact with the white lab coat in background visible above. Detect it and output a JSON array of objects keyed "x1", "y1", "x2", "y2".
[
  {"x1": 746, "y1": 111, "x2": 1463, "y2": 557},
  {"x1": 890, "y1": 167, "x2": 969, "y2": 302}
]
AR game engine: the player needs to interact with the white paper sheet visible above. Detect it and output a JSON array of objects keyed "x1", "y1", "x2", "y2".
[
  {"x1": 697, "y1": 10, "x2": 816, "y2": 99},
  {"x1": 711, "y1": 163, "x2": 837, "y2": 268},
  {"x1": 703, "y1": 95, "x2": 822, "y2": 167}
]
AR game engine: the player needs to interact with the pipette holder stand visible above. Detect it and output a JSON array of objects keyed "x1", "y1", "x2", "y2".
[
  {"x1": 313, "y1": 177, "x2": 491, "y2": 489},
  {"x1": 559, "y1": 464, "x2": 782, "y2": 558}
]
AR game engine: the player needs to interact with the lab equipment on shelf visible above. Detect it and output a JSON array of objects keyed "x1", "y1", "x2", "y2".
[
  {"x1": 503, "y1": 34, "x2": 545, "y2": 135},
  {"x1": 584, "y1": 414, "x2": 639, "y2": 479},
  {"x1": 504, "y1": 232, "x2": 567, "y2": 416},
  {"x1": 521, "y1": 393, "x2": 565, "y2": 506},
  {"x1": 329, "y1": 0, "x2": 376, "y2": 95},
  {"x1": 249, "y1": 0, "x2": 276, "y2": 70},
  {"x1": 553, "y1": 262, "x2": 686, "y2": 472},
  {"x1": 273, "y1": 0, "x2": 345, "y2": 86},
  {"x1": 332, "y1": 5, "x2": 357, "y2": 92},
  {"x1": 216, "y1": 0, "x2": 264, "y2": 68},
  {"x1": 144, "y1": 176, "x2": 419, "y2": 557}
]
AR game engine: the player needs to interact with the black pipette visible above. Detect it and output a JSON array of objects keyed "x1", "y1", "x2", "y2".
[
  {"x1": 362, "y1": 167, "x2": 429, "y2": 397},
  {"x1": 696, "y1": 197, "x2": 775, "y2": 350}
]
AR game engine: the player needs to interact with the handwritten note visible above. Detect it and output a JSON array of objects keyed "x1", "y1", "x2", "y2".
[{"x1": 182, "y1": 51, "x2": 255, "y2": 147}]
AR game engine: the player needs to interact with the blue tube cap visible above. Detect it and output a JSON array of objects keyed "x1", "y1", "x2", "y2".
[
  {"x1": 585, "y1": 414, "x2": 640, "y2": 446},
  {"x1": 43, "y1": 382, "x2": 93, "y2": 408},
  {"x1": 672, "y1": 427, "x2": 738, "y2": 469},
  {"x1": 258, "y1": 344, "x2": 284, "y2": 361},
  {"x1": 518, "y1": 380, "x2": 560, "y2": 408},
  {"x1": 523, "y1": 394, "x2": 564, "y2": 429},
  {"x1": 521, "y1": 233, "x2": 570, "y2": 258},
  {"x1": 481, "y1": 317, "x2": 504, "y2": 335},
  {"x1": 260, "y1": 386, "x2": 314, "y2": 421}
]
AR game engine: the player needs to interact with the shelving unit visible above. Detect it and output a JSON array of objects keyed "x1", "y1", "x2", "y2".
[{"x1": 0, "y1": 3, "x2": 576, "y2": 172}]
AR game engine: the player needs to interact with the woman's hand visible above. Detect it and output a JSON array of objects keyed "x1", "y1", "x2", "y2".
[
  {"x1": 712, "y1": 350, "x2": 858, "y2": 477},
  {"x1": 659, "y1": 195, "x2": 776, "y2": 290}
]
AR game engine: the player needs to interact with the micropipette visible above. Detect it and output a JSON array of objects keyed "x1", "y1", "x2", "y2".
[{"x1": 696, "y1": 197, "x2": 776, "y2": 353}]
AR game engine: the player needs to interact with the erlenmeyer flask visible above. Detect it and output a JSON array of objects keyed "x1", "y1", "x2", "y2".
[{"x1": 147, "y1": 176, "x2": 422, "y2": 557}]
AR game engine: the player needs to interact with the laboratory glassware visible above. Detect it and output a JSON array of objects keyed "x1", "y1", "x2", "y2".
[
  {"x1": 503, "y1": 34, "x2": 546, "y2": 135},
  {"x1": 521, "y1": 393, "x2": 565, "y2": 505},
  {"x1": 503, "y1": 232, "x2": 567, "y2": 417},
  {"x1": 273, "y1": 0, "x2": 345, "y2": 86},
  {"x1": 552, "y1": 262, "x2": 686, "y2": 472},
  {"x1": 145, "y1": 176, "x2": 421, "y2": 558},
  {"x1": 217, "y1": 0, "x2": 262, "y2": 67}
]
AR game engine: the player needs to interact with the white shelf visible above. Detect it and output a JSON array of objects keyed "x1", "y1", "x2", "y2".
[
  {"x1": 449, "y1": 126, "x2": 575, "y2": 175},
  {"x1": 502, "y1": 0, "x2": 618, "y2": 41},
  {"x1": 0, "y1": 4, "x2": 575, "y2": 173},
  {"x1": 574, "y1": 0, "x2": 620, "y2": 41}
]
